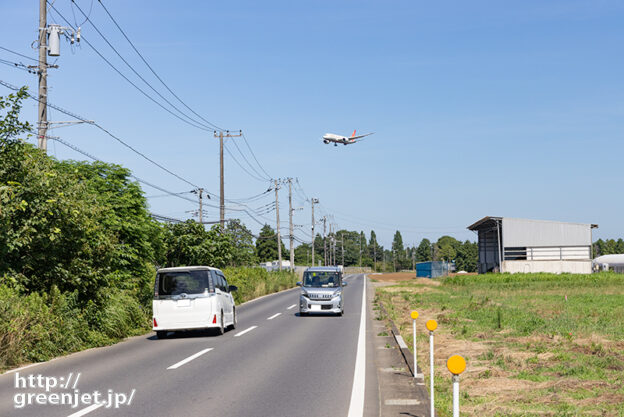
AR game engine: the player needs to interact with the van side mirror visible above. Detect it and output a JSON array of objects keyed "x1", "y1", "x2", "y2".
[
  {"x1": 342, "y1": 282, "x2": 348, "y2": 287},
  {"x1": 228, "y1": 285, "x2": 238, "y2": 292},
  {"x1": 296, "y1": 281, "x2": 302, "y2": 286}
]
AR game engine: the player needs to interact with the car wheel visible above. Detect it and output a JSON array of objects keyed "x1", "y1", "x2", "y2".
[
  {"x1": 156, "y1": 331, "x2": 167, "y2": 339},
  {"x1": 231, "y1": 308, "x2": 237, "y2": 330},
  {"x1": 215, "y1": 312, "x2": 225, "y2": 335}
]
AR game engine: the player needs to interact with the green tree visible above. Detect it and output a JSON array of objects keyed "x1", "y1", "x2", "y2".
[
  {"x1": 163, "y1": 221, "x2": 232, "y2": 268},
  {"x1": 0, "y1": 87, "x2": 31, "y2": 145},
  {"x1": 294, "y1": 243, "x2": 312, "y2": 265},
  {"x1": 416, "y1": 238, "x2": 433, "y2": 262},
  {"x1": 435, "y1": 235, "x2": 460, "y2": 262},
  {"x1": 392, "y1": 230, "x2": 407, "y2": 270},
  {"x1": 456, "y1": 240, "x2": 478, "y2": 272},
  {"x1": 225, "y1": 219, "x2": 257, "y2": 266},
  {"x1": 368, "y1": 230, "x2": 383, "y2": 268},
  {"x1": 255, "y1": 224, "x2": 285, "y2": 262}
]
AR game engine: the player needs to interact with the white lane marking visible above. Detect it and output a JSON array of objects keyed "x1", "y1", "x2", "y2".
[
  {"x1": 347, "y1": 275, "x2": 366, "y2": 417},
  {"x1": 67, "y1": 403, "x2": 104, "y2": 417},
  {"x1": 267, "y1": 313, "x2": 281, "y2": 320},
  {"x1": 395, "y1": 335, "x2": 409, "y2": 349},
  {"x1": 234, "y1": 325, "x2": 258, "y2": 337},
  {"x1": 167, "y1": 348, "x2": 213, "y2": 370},
  {"x1": 287, "y1": 304, "x2": 297, "y2": 310}
]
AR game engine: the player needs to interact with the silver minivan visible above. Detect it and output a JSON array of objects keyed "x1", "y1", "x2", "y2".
[
  {"x1": 152, "y1": 266, "x2": 237, "y2": 338},
  {"x1": 298, "y1": 266, "x2": 347, "y2": 316}
]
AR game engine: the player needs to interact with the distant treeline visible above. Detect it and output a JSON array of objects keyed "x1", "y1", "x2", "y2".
[{"x1": 593, "y1": 239, "x2": 624, "y2": 257}]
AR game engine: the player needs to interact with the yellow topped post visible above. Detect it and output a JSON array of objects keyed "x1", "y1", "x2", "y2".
[
  {"x1": 426, "y1": 319, "x2": 437, "y2": 417},
  {"x1": 447, "y1": 355, "x2": 466, "y2": 417},
  {"x1": 411, "y1": 311, "x2": 420, "y2": 378}
]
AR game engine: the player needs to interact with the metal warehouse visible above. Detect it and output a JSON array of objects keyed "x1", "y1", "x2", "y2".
[{"x1": 467, "y1": 217, "x2": 598, "y2": 274}]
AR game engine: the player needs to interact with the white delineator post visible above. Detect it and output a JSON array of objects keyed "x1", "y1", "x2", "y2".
[
  {"x1": 446, "y1": 355, "x2": 466, "y2": 417},
  {"x1": 410, "y1": 311, "x2": 419, "y2": 377},
  {"x1": 426, "y1": 320, "x2": 438, "y2": 417}
]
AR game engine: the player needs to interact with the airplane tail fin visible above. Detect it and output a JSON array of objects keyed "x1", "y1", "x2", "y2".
[{"x1": 351, "y1": 129, "x2": 357, "y2": 138}]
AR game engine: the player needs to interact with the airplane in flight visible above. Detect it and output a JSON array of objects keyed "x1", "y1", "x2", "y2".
[{"x1": 322, "y1": 130, "x2": 375, "y2": 146}]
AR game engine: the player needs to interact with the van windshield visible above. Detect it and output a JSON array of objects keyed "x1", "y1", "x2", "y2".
[
  {"x1": 303, "y1": 271, "x2": 340, "y2": 288},
  {"x1": 158, "y1": 271, "x2": 208, "y2": 296}
]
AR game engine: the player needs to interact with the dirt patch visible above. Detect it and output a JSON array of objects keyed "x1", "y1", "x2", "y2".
[{"x1": 371, "y1": 272, "x2": 441, "y2": 285}]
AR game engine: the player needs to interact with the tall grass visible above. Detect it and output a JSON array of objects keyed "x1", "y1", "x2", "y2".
[{"x1": 0, "y1": 267, "x2": 297, "y2": 371}]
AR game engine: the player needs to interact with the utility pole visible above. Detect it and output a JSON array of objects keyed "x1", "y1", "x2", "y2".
[
  {"x1": 288, "y1": 178, "x2": 294, "y2": 271},
  {"x1": 214, "y1": 130, "x2": 242, "y2": 230},
  {"x1": 198, "y1": 188, "x2": 204, "y2": 224},
  {"x1": 311, "y1": 198, "x2": 318, "y2": 267},
  {"x1": 341, "y1": 232, "x2": 344, "y2": 266},
  {"x1": 274, "y1": 179, "x2": 282, "y2": 271},
  {"x1": 323, "y1": 216, "x2": 327, "y2": 266},
  {"x1": 37, "y1": 0, "x2": 48, "y2": 151}
]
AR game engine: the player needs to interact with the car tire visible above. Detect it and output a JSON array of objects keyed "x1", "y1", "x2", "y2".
[
  {"x1": 215, "y1": 312, "x2": 225, "y2": 336},
  {"x1": 230, "y1": 308, "x2": 237, "y2": 330},
  {"x1": 156, "y1": 331, "x2": 167, "y2": 339}
]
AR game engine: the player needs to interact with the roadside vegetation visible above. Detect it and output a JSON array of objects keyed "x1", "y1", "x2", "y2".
[
  {"x1": 0, "y1": 88, "x2": 296, "y2": 371},
  {"x1": 375, "y1": 272, "x2": 624, "y2": 416}
]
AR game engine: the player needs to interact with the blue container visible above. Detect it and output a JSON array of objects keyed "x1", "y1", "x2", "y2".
[{"x1": 416, "y1": 261, "x2": 451, "y2": 278}]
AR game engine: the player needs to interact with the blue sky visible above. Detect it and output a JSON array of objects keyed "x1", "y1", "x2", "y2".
[{"x1": 1, "y1": 0, "x2": 623, "y2": 248}]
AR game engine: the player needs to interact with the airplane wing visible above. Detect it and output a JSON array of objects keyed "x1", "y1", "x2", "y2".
[{"x1": 351, "y1": 132, "x2": 375, "y2": 141}]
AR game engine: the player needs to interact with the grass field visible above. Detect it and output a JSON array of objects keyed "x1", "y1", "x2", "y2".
[{"x1": 374, "y1": 272, "x2": 624, "y2": 417}]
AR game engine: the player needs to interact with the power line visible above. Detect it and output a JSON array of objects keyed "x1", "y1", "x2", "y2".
[
  {"x1": 97, "y1": 0, "x2": 224, "y2": 132},
  {"x1": 241, "y1": 132, "x2": 272, "y2": 179},
  {"x1": 0, "y1": 46, "x2": 40, "y2": 63},
  {"x1": 70, "y1": 0, "x2": 218, "y2": 132},
  {"x1": 223, "y1": 139, "x2": 270, "y2": 182},
  {"x1": 228, "y1": 135, "x2": 271, "y2": 181},
  {"x1": 0, "y1": 78, "x2": 205, "y2": 192},
  {"x1": 48, "y1": 2, "x2": 214, "y2": 133}
]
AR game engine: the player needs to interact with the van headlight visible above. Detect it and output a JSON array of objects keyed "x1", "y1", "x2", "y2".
[{"x1": 332, "y1": 291, "x2": 342, "y2": 299}]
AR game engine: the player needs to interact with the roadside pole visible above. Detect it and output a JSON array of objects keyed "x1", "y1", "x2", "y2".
[
  {"x1": 447, "y1": 355, "x2": 466, "y2": 417},
  {"x1": 426, "y1": 319, "x2": 438, "y2": 417},
  {"x1": 411, "y1": 310, "x2": 419, "y2": 377}
]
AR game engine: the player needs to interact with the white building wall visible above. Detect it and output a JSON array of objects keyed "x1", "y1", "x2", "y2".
[
  {"x1": 503, "y1": 260, "x2": 592, "y2": 274},
  {"x1": 502, "y1": 218, "x2": 592, "y2": 248}
]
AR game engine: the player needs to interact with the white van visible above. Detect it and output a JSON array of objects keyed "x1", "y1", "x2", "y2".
[{"x1": 152, "y1": 266, "x2": 237, "y2": 338}]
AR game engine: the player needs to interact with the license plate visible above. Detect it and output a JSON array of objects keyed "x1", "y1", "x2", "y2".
[
  {"x1": 176, "y1": 299, "x2": 191, "y2": 307},
  {"x1": 311, "y1": 304, "x2": 322, "y2": 311}
]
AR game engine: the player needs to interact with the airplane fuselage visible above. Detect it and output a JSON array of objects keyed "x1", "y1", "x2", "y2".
[{"x1": 322, "y1": 133, "x2": 355, "y2": 145}]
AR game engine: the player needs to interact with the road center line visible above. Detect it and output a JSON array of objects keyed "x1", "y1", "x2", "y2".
[
  {"x1": 167, "y1": 348, "x2": 213, "y2": 370},
  {"x1": 287, "y1": 304, "x2": 297, "y2": 310},
  {"x1": 267, "y1": 313, "x2": 281, "y2": 320},
  {"x1": 67, "y1": 402, "x2": 104, "y2": 417},
  {"x1": 234, "y1": 325, "x2": 258, "y2": 337},
  {"x1": 347, "y1": 274, "x2": 367, "y2": 417}
]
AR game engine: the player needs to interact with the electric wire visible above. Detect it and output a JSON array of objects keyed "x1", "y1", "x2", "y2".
[
  {"x1": 228, "y1": 135, "x2": 271, "y2": 181},
  {"x1": 223, "y1": 139, "x2": 269, "y2": 182},
  {"x1": 47, "y1": 2, "x2": 214, "y2": 132},
  {"x1": 241, "y1": 132, "x2": 272, "y2": 179},
  {"x1": 97, "y1": 0, "x2": 224, "y2": 131},
  {"x1": 67, "y1": 0, "x2": 216, "y2": 132},
  {"x1": 0, "y1": 78, "x2": 204, "y2": 192}
]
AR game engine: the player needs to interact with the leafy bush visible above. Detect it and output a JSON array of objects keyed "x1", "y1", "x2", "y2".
[{"x1": 223, "y1": 267, "x2": 297, "y2": 304}]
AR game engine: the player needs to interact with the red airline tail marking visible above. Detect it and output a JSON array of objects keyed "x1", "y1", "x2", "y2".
[{"x1": 351, "y1": 129, "x2": 357, "y2": 138}]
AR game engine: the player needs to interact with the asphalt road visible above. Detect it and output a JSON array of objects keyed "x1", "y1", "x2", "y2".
[{"x1": 0, "y1": 274, "x2": 379, "y2": 417}]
